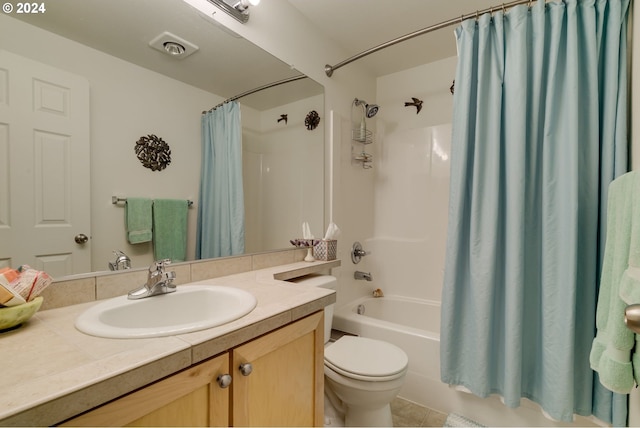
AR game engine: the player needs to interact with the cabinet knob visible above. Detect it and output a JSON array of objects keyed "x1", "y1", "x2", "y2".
[
  {"x1": 239, "y1": 362, "x2": 253, "y2": 376},
  {"x1": 216, "y1": 374, "x2": 232, "y2": 388}
]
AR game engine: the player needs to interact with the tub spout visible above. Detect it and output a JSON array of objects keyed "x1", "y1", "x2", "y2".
[{"x1": 354, "y1": 271, "x2": 373, "y2": 281}]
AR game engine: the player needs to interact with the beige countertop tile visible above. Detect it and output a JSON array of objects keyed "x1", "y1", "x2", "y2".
[{"x1": 0, "y1": 261, "x2": 337, "y2": 426}]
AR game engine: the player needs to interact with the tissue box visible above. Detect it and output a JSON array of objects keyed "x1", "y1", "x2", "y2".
[{"x1": 314, "y1": 240, "x2": 337, "y2": 261}]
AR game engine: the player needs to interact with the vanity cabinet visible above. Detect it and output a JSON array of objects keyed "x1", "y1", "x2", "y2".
[
  {"x1": 232, "y1": 310, "x2": 324, "y2": 426},
  {"x1": 60, "y1": 311, "x2": 324, "y2": 427},
  {"x1": 61, "y1": 353, "x2": 230, "y2": 427}
]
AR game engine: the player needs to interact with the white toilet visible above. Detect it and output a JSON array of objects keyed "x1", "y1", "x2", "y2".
[{"x1": 293, "y1": 274, "x2": 408, "y2": 427}]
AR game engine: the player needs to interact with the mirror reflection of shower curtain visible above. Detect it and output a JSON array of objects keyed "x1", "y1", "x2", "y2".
[
  {"x1": 196, "y1": 101, "x2": 245, "y2": 259},
  {"x1": 440, "y1": 0, "x2": 629, "y2": 425}
]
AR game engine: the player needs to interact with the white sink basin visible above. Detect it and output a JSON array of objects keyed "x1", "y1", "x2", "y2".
[{"x1": 75, "y1": 285, "x2": 257, "y2": 339}]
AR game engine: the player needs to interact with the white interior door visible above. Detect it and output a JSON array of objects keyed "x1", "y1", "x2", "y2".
[{"x1": 0, "y1": 50, "x2": 90, "y2": 277}]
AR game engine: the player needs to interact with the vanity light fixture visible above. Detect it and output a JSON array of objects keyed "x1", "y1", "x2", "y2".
[
  {"x1": 234, "y1": 0, "x2": 260, "y2": 11},
  {"x1": 205, "y1": 0, "x2": 260, "y2": 23}
]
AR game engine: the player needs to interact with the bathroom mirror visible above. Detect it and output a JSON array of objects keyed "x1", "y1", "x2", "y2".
[{"x1": 0, "y1": 0, "x2": 324, "y2": 277}]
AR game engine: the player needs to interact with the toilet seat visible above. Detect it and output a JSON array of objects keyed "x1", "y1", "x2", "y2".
[{"x1": 324, "y1": 336, "x2": 408, "y2": 382}]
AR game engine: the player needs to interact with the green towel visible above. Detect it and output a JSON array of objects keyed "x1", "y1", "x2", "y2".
[
  {"x1": 590, "y1": 171, "x2": 640, "y2": 393},
  {"x1": 125, "y1": 198, "x2": 152, "y2": 244},
  {"x1": 153, "y1": 199, "x2": 189, "y2": 262}
]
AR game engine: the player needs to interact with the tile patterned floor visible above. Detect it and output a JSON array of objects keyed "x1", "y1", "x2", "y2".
[{"x1": 391, "y1": 398, "x2": 448, "y2": 427}]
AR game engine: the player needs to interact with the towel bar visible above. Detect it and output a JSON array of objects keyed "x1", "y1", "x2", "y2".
[{"x1": 112, "y1": 196, "x2": 194, "y2": 207}]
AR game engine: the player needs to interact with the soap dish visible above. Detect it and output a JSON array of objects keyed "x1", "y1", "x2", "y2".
[{"x1": 0, "y1": 297, "x2": 43, "y2": 332}]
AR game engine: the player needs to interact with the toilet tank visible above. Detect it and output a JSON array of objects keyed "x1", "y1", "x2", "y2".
[{"x1": 290, "y1": 274, "x2": 336, "y2": 343}]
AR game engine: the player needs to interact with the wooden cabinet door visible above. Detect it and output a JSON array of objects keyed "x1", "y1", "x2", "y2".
[
  {"x1": 231, "y1": 311, "x2": 324, "y2": 427},
  {"x1": 61, "y1": 353, "x2": 230, "y2": 427}
]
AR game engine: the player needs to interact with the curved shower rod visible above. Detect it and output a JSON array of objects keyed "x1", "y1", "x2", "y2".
[
  {"x1": 324, "y1": 0, "x2": 532, "y2": 77},
  {"x1": 204, "y1": 74, "x2": 308, "y2": 113}
]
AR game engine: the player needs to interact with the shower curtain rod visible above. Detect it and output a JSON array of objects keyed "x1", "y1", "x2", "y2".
[
  {"x1": 324, "y1": 0, "x2": 532, "y2": 77},
  {"x1": 203, "y1": 74, "x2": 308, "y2": 114}
]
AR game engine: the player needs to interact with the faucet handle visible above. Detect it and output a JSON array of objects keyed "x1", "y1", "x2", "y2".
[
  {"x1": 109, "y1": 250, "x2": 131, "y2": 271},
  {"x1": 351, "y1": 242, "x2": 370, "y2": 264},
  {"x1": 150, "y1": 259, "x2": 172, "y2": 272}
]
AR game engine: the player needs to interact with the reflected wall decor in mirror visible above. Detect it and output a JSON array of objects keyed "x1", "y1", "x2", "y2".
[{"x1": 0, "y1": 0, "x2": 325, "y2": 279}]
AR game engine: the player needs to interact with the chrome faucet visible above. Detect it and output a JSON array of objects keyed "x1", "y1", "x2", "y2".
[
  {"x1": 109, "y1": 250, "x2": 131, "y2": 271},
  {"x1": 128, "y1": 259, "x2": 176, "y2": 300},
  {"x1": 354, "y1": 271, "x2": 373, "y2": 281}
]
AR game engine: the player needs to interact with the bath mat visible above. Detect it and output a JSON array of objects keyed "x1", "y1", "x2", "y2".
[{"x1": 443, "y1": 413, "x2": 485, "y2": 427}]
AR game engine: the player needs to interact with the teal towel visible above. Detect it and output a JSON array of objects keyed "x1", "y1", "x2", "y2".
[
  {"x1": 153, "y1": 199, "x2": 188, "y2": 262},
  {"x1": 590, "y1": 171, "x2": 640, "y2": 393},
  {"x1": 125, "y1": 198, "x2": 152, "y2": 244}
]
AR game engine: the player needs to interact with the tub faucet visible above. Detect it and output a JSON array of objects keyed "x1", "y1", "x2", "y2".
[
  {"x1": 354, "y1": 271, "x2": 373, "y2": 281},
  {"x1": 128, "y1": 259, "x2": 176, "y2": 300}
]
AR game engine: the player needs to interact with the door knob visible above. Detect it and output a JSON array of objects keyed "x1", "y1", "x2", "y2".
[
  {"x1": 239, "y1": 362, "x2": 253, "y2": 376},
  {"x1": 625, "y1": 304, "x2": 640, "y2": 334},
  {"x1": 216, "y1": 374, "x2": 232, "y2": 388},
  {"x1": 74, "y1": 234, "x2": 89, "y2": 244}
]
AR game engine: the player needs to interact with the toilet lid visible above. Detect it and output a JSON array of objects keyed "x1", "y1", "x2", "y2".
[{"x1": 324, "y1": 336, "x2": 408, "y2": 380}]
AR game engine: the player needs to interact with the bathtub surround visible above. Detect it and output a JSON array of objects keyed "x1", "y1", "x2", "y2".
[
  {"x1": 441, "y1": 1, "x2": 630, "y2": 425},
  {"x1": 197, "y1": 101, "x2": 245, "y2": 259},
  {"x1": 242, "y1": 94, "x2": 325, "y2": 255}
]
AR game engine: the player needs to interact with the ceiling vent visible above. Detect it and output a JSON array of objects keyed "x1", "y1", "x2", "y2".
[{"x1": 149, "y1": 32, "x2": 199, "y2": 59}]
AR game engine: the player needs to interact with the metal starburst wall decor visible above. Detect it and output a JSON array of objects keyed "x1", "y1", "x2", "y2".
[{"x1": 134, "y1": 134, "x2": 171, "y2": 171}]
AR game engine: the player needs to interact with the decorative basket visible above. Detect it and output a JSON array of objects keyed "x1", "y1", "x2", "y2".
[
  {"x1": 313, "y1": 240, "x2": 337, "y2": 261},
  {"x1": 0, "y1": 296, "x2": 43, "y2": 332}
]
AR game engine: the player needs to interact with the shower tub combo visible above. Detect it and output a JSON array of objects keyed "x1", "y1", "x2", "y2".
[{"x1": 332, "y1": 294, "x2": 595, "y2": 427}]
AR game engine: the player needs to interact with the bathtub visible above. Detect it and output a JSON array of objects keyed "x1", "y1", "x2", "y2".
[{"x1": 332, "y1": 295, "x2": 598, "y2": 427}]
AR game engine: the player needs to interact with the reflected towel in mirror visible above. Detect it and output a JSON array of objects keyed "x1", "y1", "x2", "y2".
[
  {"x1": 125, "y1": 198, "x2": 153, "y2": 244},
  {"x1": 153, "y1": 199, "x2": 188, "y2": 262}
]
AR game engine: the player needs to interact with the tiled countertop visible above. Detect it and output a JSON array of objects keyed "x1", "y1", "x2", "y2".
[{"x1": 0, "y1": 261, "x2": 339, "y2": 426}]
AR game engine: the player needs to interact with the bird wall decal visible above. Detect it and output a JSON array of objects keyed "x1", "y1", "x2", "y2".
[{"x1": 404, "y1": 97, "x2": 423, "y2": 114}]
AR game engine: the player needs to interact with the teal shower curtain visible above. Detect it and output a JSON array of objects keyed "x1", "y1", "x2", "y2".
[
  {"x1": 196, "y1": 101, "x2": 245, "y2": 259},
  {"x1": 440, "y1": 0, "x2": 629, "y2": 424}
]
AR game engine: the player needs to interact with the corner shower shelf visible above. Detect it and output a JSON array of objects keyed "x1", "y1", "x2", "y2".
[
  {"x1": 351, "y1": 129, "x2": 374, "y2": 169},
  {"x1": 351, "y1": 128, "x2": 373, "y2": 145}
]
